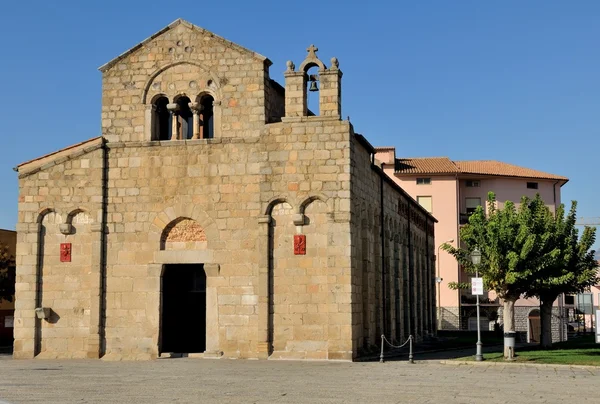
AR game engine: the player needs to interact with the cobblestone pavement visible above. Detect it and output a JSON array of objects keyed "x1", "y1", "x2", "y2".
[{"x1": 0, "y1": 355, "x2": 597, "y2": 404}]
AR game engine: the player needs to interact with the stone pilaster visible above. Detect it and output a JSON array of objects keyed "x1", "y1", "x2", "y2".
[
  {"x1": 256, "y1": 215, "x2": 271, "y2": 358},
  {"x1": 204, "y1": 263, "x2": 222, "y2": 357},
  {"x1": 13, "y1": 222, "x2": 41, "y2": 359},
  {"x1": 284, "y1": 67, "x2": 307, "y2": 118},
  {"x1": 319, "y1": 59, "x2": 342, "y2": 119},
  {"x1": 87, "y1": 223, "x2": 105, "y2": 358}
]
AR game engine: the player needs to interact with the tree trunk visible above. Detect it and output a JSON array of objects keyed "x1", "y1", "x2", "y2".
[
  {"x1": 503, "y1": 298, "x2": 516, "y2": 358},
  {"x1": 539, "y1": 298, "x2": 555, "y2": 349}
]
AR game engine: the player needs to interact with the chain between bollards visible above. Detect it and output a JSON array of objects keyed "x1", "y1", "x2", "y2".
[{"x1": 379, "y1": 334, "x2": 414, "y2": 364}]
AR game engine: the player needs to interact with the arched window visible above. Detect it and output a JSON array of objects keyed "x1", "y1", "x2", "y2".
[
  {"x1": 200, "y1": 95, "x2": 214, "y2": 139},
  {"x1": 175, "y1": 96, "x2": 193, "y2": 140},
  {"x1": 152, "y1": 96, "x2": 171, "y2": 141}
]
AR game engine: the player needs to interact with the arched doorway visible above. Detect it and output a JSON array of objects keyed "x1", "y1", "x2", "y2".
[{"x1": 528, "y1": 309, "x2": 541, "y2": 343}]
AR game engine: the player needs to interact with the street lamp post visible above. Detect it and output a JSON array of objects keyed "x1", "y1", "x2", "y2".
[
  {"x1": 471, "y1": 247, "x2": 483, "y2": 361},
  {"x1": 436, "y1": 239, "x2": 454, "y2": 331}
]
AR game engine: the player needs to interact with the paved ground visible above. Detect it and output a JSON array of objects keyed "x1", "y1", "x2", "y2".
[{"x1": 0, "y1": 353, "x2": 598, "y2": 404}]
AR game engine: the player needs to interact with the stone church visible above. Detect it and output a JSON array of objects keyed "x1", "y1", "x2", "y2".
[{"x1": 13, "y1": 19, "x2": 436, "y2": 361}]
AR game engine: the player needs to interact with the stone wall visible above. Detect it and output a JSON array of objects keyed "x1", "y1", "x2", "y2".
[
  {"x1": 13, "y1": 142, "x2": 104, "y2": 359},
  {"x1": 349, "y1": 134, "x2": 436, "y2": 354},
  {"x1": 100, "y1": 20, "x2": 275, "y2": 142},
  {"x1": 498, "y1": 305, "x2": 566, "y2": 343},
  {"x1": 439, "y1": 307, "x2": 460, "y2": 330},
  {"x1": 15, "y1": 118, "x2": 354, "y2": 360}
]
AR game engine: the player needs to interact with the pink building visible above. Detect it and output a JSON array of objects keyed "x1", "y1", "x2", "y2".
[{"x1": 375, "y1": 147, "x2": 572, "y2": 342}]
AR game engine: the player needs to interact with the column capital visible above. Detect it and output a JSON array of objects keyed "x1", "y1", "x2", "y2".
[
  {"x1": 189, "y1": 102, "x2": 203, "y2": 114},
  {"x1": 204, "y1": 263, "x2": 220, "y2": 277},
  {"x1": 292, "y1": 214, "x2": 305, "y2": 226},
  {"x1": 59, "y1": 223, "x2": 73, "y2": 235},
  {"x1": 166, "y1": 103, "x2": 180, "y2": 113}
]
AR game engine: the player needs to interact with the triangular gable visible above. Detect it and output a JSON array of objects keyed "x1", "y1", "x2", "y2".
[
  {"x1": 98, "y1": 19, "x2": 271, "y2": 73},
  {"x1": 15, "y1": 137, "x2": 104, "y2": 178}
]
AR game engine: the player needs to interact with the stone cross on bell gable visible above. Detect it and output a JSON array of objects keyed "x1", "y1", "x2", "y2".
[{"x1": 307, "y1": 44, "x2": 318, "y2": 58}]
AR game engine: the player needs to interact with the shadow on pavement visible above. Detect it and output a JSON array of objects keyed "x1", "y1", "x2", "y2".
[{"x1": 359, "y1": 340, "x2": 530, "y2": 363}]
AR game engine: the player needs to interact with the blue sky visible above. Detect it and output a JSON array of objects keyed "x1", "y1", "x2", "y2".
[{"x1": 0, "y1": 1, "x2": 598, "y2": 242}]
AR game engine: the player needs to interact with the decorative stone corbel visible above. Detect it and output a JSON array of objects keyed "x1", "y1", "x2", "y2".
[
  {"x1": 292, "y1": 214, "x2": 305, "y2": 226},
  {"x1": 257, "y1": 216, "x2": 271, "y2": 225},
  {"x1": 59, "y1": 223, "x2": 73, "y2": 235},
  {"x1": 91, "y1": 223, "x2": 107, "y2": 233}
]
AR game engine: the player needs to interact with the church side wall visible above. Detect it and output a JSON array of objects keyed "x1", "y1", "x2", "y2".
[{"x1": 350, "y1": 136, "x2": 436, "y2": 357}]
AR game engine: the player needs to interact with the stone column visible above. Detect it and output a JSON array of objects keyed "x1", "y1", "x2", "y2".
[
  {"x1": 167, "y1": 103, "x2": 180, "y2": 140},
  {"x1": 145, "y1": 104, "x2": 156, "y2": 141},
  {"x1": 256, "y1": 215, "x2": 271, "y2": 358},
  {"x1": 13, "y1": 223, "x2": 41, "y2": 359},
  {"x1": 189, "y1": 102, "x2": 202, "y2": 139},
  {"x1": 87, "y1": 223, "x2": 105, "y2": 358},
  {"x1": 204, "y1": 263, "x2": 221, "y2": 357}
]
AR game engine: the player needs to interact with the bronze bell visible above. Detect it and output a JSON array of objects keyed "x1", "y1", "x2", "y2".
[{"x1": 308, "y1": 75, "x2": 319, "y2": 92}]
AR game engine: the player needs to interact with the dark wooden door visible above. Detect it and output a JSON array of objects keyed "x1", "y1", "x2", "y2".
[
  {"x1": 529, "y1": 315, "x2": 541, "y2": 343},
  {"x1": 161, "y1": 264, "x2": 206, "y2": 353}
]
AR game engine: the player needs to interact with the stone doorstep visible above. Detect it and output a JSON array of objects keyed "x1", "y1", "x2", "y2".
[
  {"x1": 159, "y1": 351, "x2": 224, "y2": 359},
  {"x1": 439, "y1": 360, "x2": 600, "y2": 370}
]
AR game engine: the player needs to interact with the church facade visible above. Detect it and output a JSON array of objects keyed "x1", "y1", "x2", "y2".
[{"x1": 13, "y1": 19, "x2": 436, "y2": 361}]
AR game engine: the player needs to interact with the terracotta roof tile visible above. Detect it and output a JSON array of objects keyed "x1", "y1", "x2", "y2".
[
  {"x1": 395, "y1": 157, "x2": 460, "y2": 174},
  {"x1": 454, "y1": 160, "x2": 568, "y2": 181},
  {"x1": 394, "y1": 157, "x2": 567, "y2": 181}
]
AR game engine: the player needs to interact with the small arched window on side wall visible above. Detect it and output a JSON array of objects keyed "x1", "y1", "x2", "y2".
[
  {"x1": 152, "y1": 96, "x2": 171, "y2": 141},
  {"x1": 200, "y1": 95, "x2": 214, "y2": 139}
]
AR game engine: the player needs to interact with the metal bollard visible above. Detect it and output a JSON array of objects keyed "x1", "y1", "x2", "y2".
[
  {"x1": 408, "y1": 335, "x2": 414, "y2": 364},
  {"x1": 380, "y1": 334, "x2": 385, "y2": 363}
]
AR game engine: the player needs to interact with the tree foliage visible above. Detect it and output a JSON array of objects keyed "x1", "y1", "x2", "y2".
[
  {"x1": 443, "y1": 192, "x2": 555, "y2": 300},
  {"x1": 442, "y1": 191, "x2": 599, "y2": 352},
  {"x1": 525, "y1": 201, "x2": 598, "y2": 299},
  {"x1": 524, "y1": 201, "x2": 598, "y2": 347},
  {"x1": 0, "y1": 241, "x2": 16, "y2": 303}
]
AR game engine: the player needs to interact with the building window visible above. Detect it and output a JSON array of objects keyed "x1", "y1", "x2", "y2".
[
  {"x1": 465, "y1": 197, "x2": 481, "y2": 214},
  {"x1": 199, "y1": 95, "x2": 214, "y2": 139},
  {"x1": 175, "y1": 95, "x2": 194, "y2": 140},
  {"x1": 527, "y1": 182, "x2": 538, "y2": 189},
  {"x1": 466, "y1": 180, "x2": 480, "y2": 187},
  {"x1": 416, "y1": 178, "x2": 431, "y2": 185},
  {"x1": 417, "y1": 196, "x2": 432, "y2": 213},
  {"x1": 151, "y1": 96, "x2": 171, "y2": 140}
]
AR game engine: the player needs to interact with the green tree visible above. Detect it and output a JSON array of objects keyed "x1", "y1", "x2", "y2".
[
  {"x1": 525, "y1": 201, "x2": 598, "y2": 348},
  {"x1": 0, "y1": 242, "x2": 16, "y2": 303},
  {"x1": 442, "y1": 192, "x2": 556, "y2": 358}
]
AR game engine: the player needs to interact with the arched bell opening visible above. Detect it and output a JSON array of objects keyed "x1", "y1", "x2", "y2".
[{"x1": 306, "y1": 66, "x2": 320, "y2": 116}]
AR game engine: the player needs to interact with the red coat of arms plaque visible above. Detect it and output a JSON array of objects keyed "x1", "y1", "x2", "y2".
[
  {"x1": 60, "y1": 243, "x2": 72, "y2": 262},
  {"x1": 294, "y1": 235, "x2": 306, "y2": 255}
]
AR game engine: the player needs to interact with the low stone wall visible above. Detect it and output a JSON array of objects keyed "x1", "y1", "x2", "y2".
[
  {"x1": 497, "y1": 306, "x2": 567, "y2": 343},
  {"x1": 439, "y1": 307, "x2": 460, "y2": 330}
]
